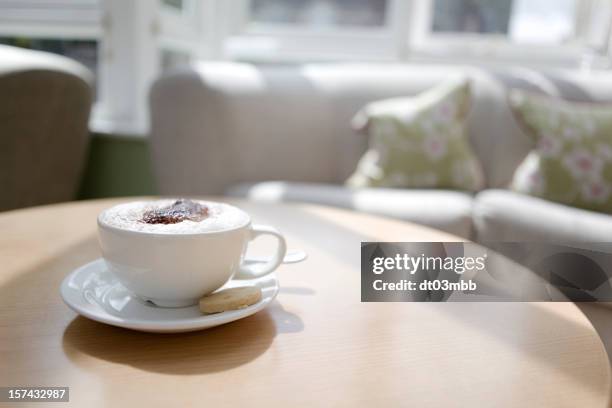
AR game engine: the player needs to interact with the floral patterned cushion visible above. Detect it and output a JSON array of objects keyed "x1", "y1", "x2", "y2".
[
  {"x1": 346, "y1": 78, "x2": 484, "y2": 191},
  {"x1": 510, "y1": 90, "x2": 612, "y2": 214}
]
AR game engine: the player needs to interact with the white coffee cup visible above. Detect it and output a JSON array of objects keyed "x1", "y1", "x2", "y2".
[{"x1": 97, "y1": 201, "x2": 287, "y2": 307}]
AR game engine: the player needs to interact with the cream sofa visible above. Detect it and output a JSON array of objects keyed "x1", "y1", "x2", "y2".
[{"x1": 150, "y1": 62, "x2": 612, "y2": 241}]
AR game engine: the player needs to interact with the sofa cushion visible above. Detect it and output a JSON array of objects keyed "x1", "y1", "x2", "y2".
[
  {"x1": 227, "y1": 181, "x2": 474, "y2": 238},
  {"x1": 474, "y1": 189, "x2": 612, "y2": 242},
  {"x1": 509, "y1": 89, "x2": 612, "y2": 214},
  {"x1": 347, "y1": 78, "x2": 484, "y2": 191}
]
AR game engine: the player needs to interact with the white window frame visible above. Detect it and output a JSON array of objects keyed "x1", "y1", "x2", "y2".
[
  {"x1": 158, "y1": 0, "x2": 201, "y2": 54},
  {"x1": 408, "y1": 0, "x2": 611, "y2": 68},
  {"x1": 221, "y1": 0, "x2": 410, "y2": 62},
  {"x1": 95, "y1": 0, "x2": 203, "y2": 136},
  {"x1": 222, "y1": 0, "x2": 612, "y2": 69}
]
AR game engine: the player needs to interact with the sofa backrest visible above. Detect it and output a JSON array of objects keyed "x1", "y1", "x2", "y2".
[{"x1": 150, "y1": 62, "x2": 612, "y2": 195}]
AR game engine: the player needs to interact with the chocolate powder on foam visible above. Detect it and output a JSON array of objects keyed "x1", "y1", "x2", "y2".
[{"x1": 141, "y1": 199, "x2": 209, "y2": 224}]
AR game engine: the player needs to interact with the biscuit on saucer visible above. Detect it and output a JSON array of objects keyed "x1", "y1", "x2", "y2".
[{"x1": 199, "y1": 286, "x2": 262, "y2": 314}]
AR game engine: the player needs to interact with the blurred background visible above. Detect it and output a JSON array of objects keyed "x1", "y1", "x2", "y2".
[{"x1": 3, "y1": 0, "x2": 612, "y2": 242}]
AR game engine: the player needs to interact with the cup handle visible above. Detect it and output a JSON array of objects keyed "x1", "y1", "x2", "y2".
[{"x1": 235, "y1": 224, "x2": 287, "y2": 280}]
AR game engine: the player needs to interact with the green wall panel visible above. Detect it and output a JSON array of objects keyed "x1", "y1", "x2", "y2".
[{"x1": 78, "y1": 134, "x2": 156, "y2": 199}]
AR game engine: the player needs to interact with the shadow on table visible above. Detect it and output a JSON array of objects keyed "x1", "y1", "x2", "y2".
[
  {"x1": 267, "y1": 300, "x2": 304, "y2": 333},
  {"x1": 62, "y1": 298, "x2": 304, "y2": 375},
  {"x1": 62, "y1": 307, "x2": 280, "y2": 375}
]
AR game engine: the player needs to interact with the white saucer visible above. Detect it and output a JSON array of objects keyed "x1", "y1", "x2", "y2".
[{"x1": 60, "y1": 259, "x2": 279, "y2": 333}]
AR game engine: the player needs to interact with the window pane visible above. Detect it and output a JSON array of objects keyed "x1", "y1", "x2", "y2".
[
  {"x1": 509, "y1": 0, "x2": 576, "y2": 44},
  {"x1": 249, "y1": 0, "x2": 388, "y2": 27},
  {"x1": 161, "y1": 49, "x2": 190, "y2": 72},
  {"x1": 432, "y1": 0, "x2": 577, "y2": 44},
  {"x1": 161, "y1": 0, "x2": 184, "y2": 11},
  {"x1": 0, "y1": 37, "x2": 98, "y2": 96},
  {"x1": 432, "y1": 0, "x2": 513, "y2": 35}
]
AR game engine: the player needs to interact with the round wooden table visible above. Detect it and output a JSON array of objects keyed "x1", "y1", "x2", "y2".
[{"x1": 0, "y1": 198, "x2": 610, "y2": 407}]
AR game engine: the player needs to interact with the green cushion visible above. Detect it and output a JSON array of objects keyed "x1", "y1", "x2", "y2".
[
  {"x1": 346, "y1": 78, "x2": 484, "y2": 191},
  {"x1": 510, "y1": 90, "x2": 612, "y2": 214}
]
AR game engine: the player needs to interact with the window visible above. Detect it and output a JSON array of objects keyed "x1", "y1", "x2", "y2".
[
  {"x1": 0, "y1": 0, "x2": 100, "y2": 32},
  {"x1": 162, "y1": 0, "x2": 184, "y2": 10},
  {"x1": 431, "y1": 0, "x2": 577, "y2": 45},
  {"x1": 223, "y1": 0, "x2": 612, "y2": 66},
  {"x1": 249, "y1": 0, "x2": 388, "y2": 27},
  {"x1": 507, "y1": 0, "x2": 577, "y2": 45},
  {"x1": 161, "y1": 48, "x2": 191, "y2": 72},
  {"x1": 223, "y1": 0, "x2": 397, "y2": 61},
  {"x1": 432, "y1": 0, "x2": 513, "y2": 36},
  {"x1": 415, "y1": 0, "x2": 612, "y2": 65},
  {"x1": 1, "y1": 0, "x2": 610, "y2": 136},
  {"x1": 0, "y1": 0, "x2": 204, "y2": 135}
]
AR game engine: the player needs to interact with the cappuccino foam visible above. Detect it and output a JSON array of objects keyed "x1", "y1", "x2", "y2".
[{"x1": 99, "y1": 200, "x2": 250, "y2": 234}]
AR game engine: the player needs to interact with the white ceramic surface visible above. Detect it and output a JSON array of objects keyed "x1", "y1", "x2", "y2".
[
  {"x1": 97, "y1": 201, "x2": 286, "y2": 307},
  {"x1": 60, "y1": 259, "x2": 279, "y2": 333}
]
